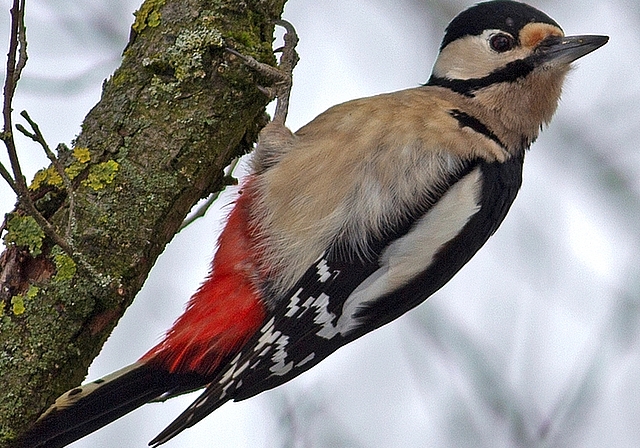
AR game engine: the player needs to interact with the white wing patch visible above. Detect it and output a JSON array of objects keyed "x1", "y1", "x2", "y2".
[
  {"x1": 319, "y1": 166, "x2": 484, "y2": 338},
  {"x1": 213, "y1": 168, "x2": 483, "y2": 390},
  {"x1": 317, "y1": 258, "x2": 334, "y2": 282}
]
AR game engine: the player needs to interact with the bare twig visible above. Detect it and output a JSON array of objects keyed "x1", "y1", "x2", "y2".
[
  {"x1": 0, "y1": 162, "x2": 17, "y2": 192},
  {"x1": 178, "y1": 158, "x2": 240, "y2": 232},
  {"x1": 0, "y1": 1, "x2": 110, "y2": 291},
  {"x1": 17, "y1": 111, "x2": 76, "y2": 240},
  {"x1": 178, "y1": 196, "x2": 216, "y2": 232},
  {"x1": 1, "y1": 0, "x2": 28, "y2": 193},
  {"x1": 0, "y1": 0, "x2": 75, "y2": 258},
  {"x1": 17, "y1": 111, "x2": 69, "y2": 189}
]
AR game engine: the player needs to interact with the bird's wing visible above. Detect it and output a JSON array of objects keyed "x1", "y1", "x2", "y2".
[{"x1": 149, "y1": 152, "x2": 523, "y2": 446}]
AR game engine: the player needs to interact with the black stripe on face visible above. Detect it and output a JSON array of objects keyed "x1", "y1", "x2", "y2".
[
  {"x1": 449, "y1": 109, "x2": 505, "y2": 149},
  {"x1": 426, "y1": 57, "x2": 535, "y2": 97}
]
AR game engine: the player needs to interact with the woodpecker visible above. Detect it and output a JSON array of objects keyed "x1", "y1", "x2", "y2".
[{"x1": 17, "y1": 2, "x2": 607, "y2": 447}]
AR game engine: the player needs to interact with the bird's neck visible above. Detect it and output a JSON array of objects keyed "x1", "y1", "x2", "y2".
[{"x1": 471, "y1": 66, "x2": 570, "y2": 152}]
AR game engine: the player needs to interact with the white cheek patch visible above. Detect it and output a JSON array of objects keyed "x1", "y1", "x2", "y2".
[
  {"x1": 318, "y1": 166, "x2": 483, "y2": 338},
  {"x1": 432, "y1": 31, "x2": 529, "y2": 81}
]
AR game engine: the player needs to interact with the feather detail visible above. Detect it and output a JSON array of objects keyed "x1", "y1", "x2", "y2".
[
  {"x1": 15, "y1": 363, "x2": 207, "y2": 448},
  {"x1": 141, "y1": 181, "x2": 267, "y2": 376}
]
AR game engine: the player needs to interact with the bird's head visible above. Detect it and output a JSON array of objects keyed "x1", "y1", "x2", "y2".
[{"x1": 427, "y1": 0, "x2": 608, "y2": 141}]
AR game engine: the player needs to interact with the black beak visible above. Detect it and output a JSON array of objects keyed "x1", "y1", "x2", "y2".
[{"x1": 536, "y1": 34, "x2": 609, "y2": 65}]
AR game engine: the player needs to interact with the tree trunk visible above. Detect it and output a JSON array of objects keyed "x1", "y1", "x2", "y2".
[{"x1": 0, "y1": 0, "x2": 286, "y2": 444}]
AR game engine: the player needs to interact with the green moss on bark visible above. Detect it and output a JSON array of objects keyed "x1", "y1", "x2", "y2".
[{"x1": 0, "y1": 0, "x2": 287, "y2": 445}]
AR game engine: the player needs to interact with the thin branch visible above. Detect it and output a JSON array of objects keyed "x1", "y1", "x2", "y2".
[
  {"x1": 16, "y1": 112, "x2": 67, "y2": 187},
  {"x1": 178, "y1": 158, "x2": 240, "y2": 232},
  {"x1": 0, "y1": 0, "x2": 76, "y2": 260},
  {"x1": 14, "y1": 0, "x2": 27, "y2": 78},
  {"x1": 0, "y1": 162, "x2": 17, "y2": 192},
  {"x1": 19, "y1": 195, "x2": 75, "y2": 252},
  {"x1": 1, "y1": 0, "x2": 27, "y2": 190},
  {"x1": 0, "y1": 1, "x2": 109, "y2": 291},
  {"x1": 17, "y1": 111, "x2": 76, "y2": 240}
]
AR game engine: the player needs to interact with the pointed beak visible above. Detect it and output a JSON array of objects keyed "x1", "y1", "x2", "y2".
[{"x1": 535, "y1": 34, "x2": 609, "y2": 65}]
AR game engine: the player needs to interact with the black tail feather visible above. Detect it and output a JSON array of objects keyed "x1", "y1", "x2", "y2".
[
  {"x1": 16, "y1": 363, "x2": 207, "y2": 448},
  {"x1": 148, "y1": 382, "x2": 230, "y2": 447}
]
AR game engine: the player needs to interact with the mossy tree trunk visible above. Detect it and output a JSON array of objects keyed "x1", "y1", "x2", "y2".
[{"x1": 0, "y1": 0, "x2": 286, "y2": 444}]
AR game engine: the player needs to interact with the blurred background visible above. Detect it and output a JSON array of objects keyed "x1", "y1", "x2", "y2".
[{"x1": 1, "y1": 0, "x2": 638, "y2": 447}]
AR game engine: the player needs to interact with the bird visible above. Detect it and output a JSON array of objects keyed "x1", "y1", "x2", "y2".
[{"x1": 16, "y1": 1, "x2": 608, "y2": 447}]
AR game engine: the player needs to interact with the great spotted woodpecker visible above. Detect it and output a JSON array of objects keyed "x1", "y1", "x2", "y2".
[{"x1": 17, "y1": 1, "x2": 608, "y2": 447}]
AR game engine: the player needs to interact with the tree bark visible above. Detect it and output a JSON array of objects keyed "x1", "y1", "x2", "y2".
[{"x1": 0, "y1": 0, "x2": 286, "y2": 444}]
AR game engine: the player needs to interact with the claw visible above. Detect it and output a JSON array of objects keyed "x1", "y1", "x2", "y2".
[
  {"x1": 226, "y1": 19, "x2": 299, "y2": 125},
  {"x1": 256, "y1": 85, "x2": 276, "y2": 100}
]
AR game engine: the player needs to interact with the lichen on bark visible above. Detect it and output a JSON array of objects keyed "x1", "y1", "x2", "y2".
[{"x1": 0, "y1": 0, "x2": 286, "y2": 444}]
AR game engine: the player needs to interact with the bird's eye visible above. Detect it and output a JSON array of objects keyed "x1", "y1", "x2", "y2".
[{"x1": 489, "y1": 34, "x2": 515, "y2": 52}]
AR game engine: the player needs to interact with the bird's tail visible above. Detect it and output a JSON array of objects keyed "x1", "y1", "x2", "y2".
[{"x1": 15, "y1": 362, "x2": 207, "y2": 448}]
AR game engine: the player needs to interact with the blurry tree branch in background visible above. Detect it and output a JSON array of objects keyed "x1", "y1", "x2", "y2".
[{"x1": 0, "y1": 0, "x2": 286, "y2": 444}]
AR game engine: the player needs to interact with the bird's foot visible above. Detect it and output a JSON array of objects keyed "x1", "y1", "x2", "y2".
[{"x1": 227, "y1": 19, "x2": 299, "y2": 125}]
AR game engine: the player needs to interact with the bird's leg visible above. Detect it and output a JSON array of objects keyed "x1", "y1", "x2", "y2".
[{"x1": 227, "y1": 19, "x2": 299, "y2": 125}]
